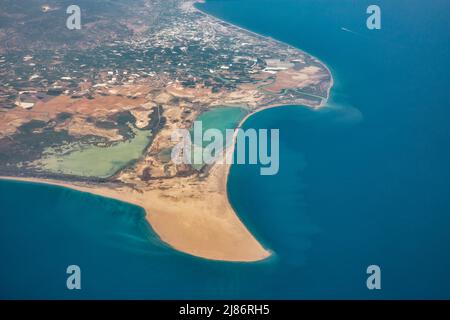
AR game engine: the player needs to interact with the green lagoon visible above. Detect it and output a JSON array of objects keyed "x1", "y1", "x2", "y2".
[
  {"x1": 190, "y1": 106, "x2": 248, "y2": 170},
  {"x1": 37, "y1": 127, "x2": 152, "y2": 178},
  {"x1": 192, "y1": 106, "x2": 248, "y2": 142}
]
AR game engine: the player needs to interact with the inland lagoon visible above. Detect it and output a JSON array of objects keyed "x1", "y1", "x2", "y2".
[
  {"x1": 190, "y1": 106, "x2": 248, "y2": 169},
  {"x1": 36, "y1": 127, "x2": 152, "y2": 178}
]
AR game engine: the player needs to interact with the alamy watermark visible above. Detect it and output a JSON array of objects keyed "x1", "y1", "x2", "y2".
[
  {"x1": 367, "y1": 5, "x2": 382, "y2": 30},
  {"x1": 366, "y1": 265, "x2": 382, "y2": 290},
  {"x1": 66, "y1": 265, "x2": 81, "y2": 290},
  {"x1": 66, "y1": 5, "x2": 82, "y2": 30},
  {"x1": 171, "y1": 121, "x2": 280, "y2": 176}
]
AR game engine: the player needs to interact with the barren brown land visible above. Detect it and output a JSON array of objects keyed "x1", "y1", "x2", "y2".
[{"x1": 0, "y1": 0, "x2": 333, "y2": 261}]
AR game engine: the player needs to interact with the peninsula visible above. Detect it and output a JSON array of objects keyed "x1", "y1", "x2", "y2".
[{"x1": 0, "y1": 0, "x2": 333, "y2": 261}]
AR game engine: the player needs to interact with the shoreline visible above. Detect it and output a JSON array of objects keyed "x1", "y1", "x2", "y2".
[
  {"x1": 0, "y1": 0, "x2": 334, "y2": 263},
  {"x1": 191, "y1": 0, "x2": 334, "y2": 260},
  {"x1": 0, "y1": 167, "x2": 272, "y2": 262},
  {"x1": 192, "y1": 0, "x2": 335, "y2": 106}
]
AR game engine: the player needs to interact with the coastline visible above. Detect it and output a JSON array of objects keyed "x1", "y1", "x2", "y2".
[
  {"x1": 0, "y1": 171, "x2": 272, "y2": 262},
  {"x1": 0, "y1": 0, "x2": 333, "y2": 263},
  {"x1": 192, "y1": 0, "x2": 335, "y2": 106},
  {"x1": 192, "y1": 1, "x2": 334, "y2": 251}
]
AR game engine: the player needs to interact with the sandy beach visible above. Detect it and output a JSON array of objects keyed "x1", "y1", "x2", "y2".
[{"x1": 0, "y1": 162, "x2": 271, "y2": 262}]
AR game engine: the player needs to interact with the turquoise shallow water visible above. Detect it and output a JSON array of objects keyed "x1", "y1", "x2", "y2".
[
  {"x1": 1, "y1": 0, "x2": 450, "y2": 299},
  {"x1": 192, "y1": 107, "x2": 248, "y2": 143}
]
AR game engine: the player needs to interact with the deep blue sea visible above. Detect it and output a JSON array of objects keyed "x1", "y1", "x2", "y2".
[{"x1": 1, "y1": 0, "x2": 449, "y2": 299}]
